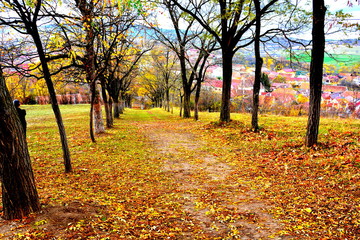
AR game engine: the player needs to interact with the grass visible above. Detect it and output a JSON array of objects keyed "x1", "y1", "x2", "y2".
[
  {"x1": 294, "y1": 52, "x2": 360, "y2": 67},
  {"x1": 2, "y1": 105, "x2": 360, "y2": 239}
]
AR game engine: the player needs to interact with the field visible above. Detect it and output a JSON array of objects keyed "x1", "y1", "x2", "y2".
[
  {"x1": 294, "y1": 52, "x2": 360, "y2": 67},
  {"x1": 0, "y1": 105, "x2": 359, "y2": 239}
]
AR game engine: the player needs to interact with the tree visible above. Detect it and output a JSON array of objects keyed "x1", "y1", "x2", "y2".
[
  {"x1": 137, "y1": 48, "x2": 174, "y2": 108},
  {"x1": 305, "y1": 0, "x2": 326, "y2": 147},
  {"x1": 251, "y1": 0, "x2": 265, "y2": 131},
  {"x1": 0, "y1": 0, "x2": 72, "y2": 172},
  {"x1": 146, "y1": 0, "x2": 216, "y2": 118},
  {"x1": 170, "y1": 0, "x2": 279, "y2": 122},
  {"x1": 138, "y1": 70, "x2": 165, "y2": 107},
  {"x1": 54, "y1": 0, "x2": 143, "y2": 135},
  {"x1": 94, "y1": 3, "x2": 144, "y2": 127},
  {"x1": 74, "y1": 0, "x2": 105, "y2": 142},
  {"x1": 104, "y1": 43, "x2": 149, "y2": 118},
  {"x1": 147, "y1": 47, "x2": 179, "y2": 112},
  {"x1": 0, "y1": 65, "x2": 40, "y2": 220},
  {"x1": 193, "y1": 39, "x2": 216, "y2": 121}
]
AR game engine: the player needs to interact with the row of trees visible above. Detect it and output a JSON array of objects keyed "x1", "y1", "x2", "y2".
[
  {"x1": 0, "y1": 0, "x2": 358, "y2": 220},
  {"x1": 0, "y1": 0, "x2": 148, "y2": 219}
]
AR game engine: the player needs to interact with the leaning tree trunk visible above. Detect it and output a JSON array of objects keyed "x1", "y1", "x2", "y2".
[
  {"x1": 252, "y1": 0, "x2": 263, "y2": 132},
  {"x1": 306, "y1": 0, "x2": 326, "y2": 147},
  {"x1": 32, "y1": 28, "x2": 72, "y2": 172},
  {"x1": 0, "y1": 66, "x2": 40, "y2": 220}
]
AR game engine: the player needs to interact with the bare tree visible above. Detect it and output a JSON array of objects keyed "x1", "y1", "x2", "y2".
[
  {"x1": 146, "y1": 0, "x2": 216, "y2": 118},
  {"x1": 193, "y1": 37, "x2": 216, "y2": 121},
  {"x1": 170, "y1": 0, "x2": 279, "y2": 122}
]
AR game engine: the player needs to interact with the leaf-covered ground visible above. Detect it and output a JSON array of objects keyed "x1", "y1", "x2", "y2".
[{"x1": 0, "y1": 105, "x2": 359, "y2": 239}]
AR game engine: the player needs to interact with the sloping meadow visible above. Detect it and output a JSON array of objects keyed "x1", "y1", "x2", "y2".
[
  {"x1": 197, "y1": 114, "x2": 360, "y2": 238},
  {"x1": 1, "y1": 105, "x2": 359, "y2": 239}
]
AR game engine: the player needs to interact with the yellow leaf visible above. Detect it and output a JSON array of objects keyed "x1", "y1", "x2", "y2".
[{"x1": 304, "y1": 208, "x2": 312, "y2": 213}]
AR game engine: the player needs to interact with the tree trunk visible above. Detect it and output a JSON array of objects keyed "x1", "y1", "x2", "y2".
[
  {"x1": 77, "y1": 0, "x2": 105, "y2": 140},
  {"x1": 220, "y1": 50, "x2": 233, "y2": 122},
  {"x1": 183, "y1": 87, "x2": 191, "y2": 118},
  {"x1": 93, "y1": 83, "x2": 105, "y2": 134},
  {"x1": 305, "y1": 0, "x2": 326, "y2": 147},
  {"x1": 119, "y1": 99, "x2": 124, "y2": 114},
  {"x1": 101, "y1": 80, "x2": 113, "y2": 128},
  {"x1": 32, "y1": 27, "x2": 72, "y2": 172},
  {"x1": 194, "y1": 79, "x2": 202, "y2": 121},
  {"x1": 0, "y1": 66, "x2": 40, "y2": 220},
  {"x1": 113, "y1": 99, "x2": 121, "y2": 118},
  {"x1": 89, "y1": 81, "x2": 96, "y2": 142},
  {"x1": 104, "y1": 100, "x2": 113, "y2": 128},
  {"x1": 252, "y1": 0, "x2": 263, "y2": 132},
  {"x1": 179, "y1": 92, "x2": 183, "y2": 117},
  {"x1": 165, "y1": 88, "x2": 170, "y2": 112},
  {"x1": 109, "y1": 98, "x2": 113, "y2": 121}
]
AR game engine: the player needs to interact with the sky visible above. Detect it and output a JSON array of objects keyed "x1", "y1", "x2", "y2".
[
  {"x1": 325, "y1": 0, "x2": 360, "y2": 40},
  {"x1": 154, "y1": 0, "x2": 359, "y2": 40},
  {"x1": 326, "y1": 0, "x2": 360, "y2": 13}
]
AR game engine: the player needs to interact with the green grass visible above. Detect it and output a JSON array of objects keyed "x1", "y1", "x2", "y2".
[{"x1": 294, "y1": 53, "x2": 360, "y2": 67}]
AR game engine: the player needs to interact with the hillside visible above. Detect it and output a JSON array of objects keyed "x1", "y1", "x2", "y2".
[{"x1": 0, "y1": 106, "x2": 359, "y2": 239}]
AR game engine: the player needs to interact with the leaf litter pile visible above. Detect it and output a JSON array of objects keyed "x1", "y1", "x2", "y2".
[{"x1": 0, "y1": 106, "x2": 359, "y2": 239}]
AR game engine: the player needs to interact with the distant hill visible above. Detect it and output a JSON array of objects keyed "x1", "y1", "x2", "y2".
[{"x1": 327, "y1": 39, "x2": 360, "y2": 46}]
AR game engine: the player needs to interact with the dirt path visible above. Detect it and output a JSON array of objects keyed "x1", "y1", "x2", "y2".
[{"x1": 139, "y1": 115, "x2": 288, "y2": 239}]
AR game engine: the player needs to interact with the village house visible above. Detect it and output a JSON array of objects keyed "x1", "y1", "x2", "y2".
[{"x1": 202, "y1": 64, "x2": 359, "y2": 117}]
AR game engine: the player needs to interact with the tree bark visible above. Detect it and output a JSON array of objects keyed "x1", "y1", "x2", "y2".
[
  {"x1": 183, "y1": 86, "x2": 191, "y2": 118},
  {"x1": 76, "y1": 0, "x2": 105, "y2": 141},
  {"x1": 93, "y1": 84, "x2": 105, "y2": 134},
  {"x1": 220, "y1": 50, "x2": 233, "y2": 122},
  {"x1": 305, "y1": 0, "x2": 326, "y2": 147},
  {"x1": 194, "y1": 79, "x2": 202, "y2": 121},
  {"x1": 101, "y1": 80, "x2": 113, "y2": 128},
  {"x1": 0, "y1": 66, "x2": 40, "y2": 220},
  {"x1": 89, "y1": 81, "x2": 96, "y2": 142},
  {"x1": 32, "y1": 26, "x2": 72, "y2": 172},
  {"x1": 113, "y1": 100, "x2": 121, "y2": 118},
  {"x1": 252, "y1": 0, "x2": 263, "y2": 132},
  {"x1": 179, "y1": 91, "x2": 183, "y2": 117},
  {"x1": 165, "y1": 88, "x2": 170, "y2": 112}
]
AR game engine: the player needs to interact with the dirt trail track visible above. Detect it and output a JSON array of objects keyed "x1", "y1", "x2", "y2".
[{"x1": 138, "y1": 113, "x2": 289, "y2": 239}]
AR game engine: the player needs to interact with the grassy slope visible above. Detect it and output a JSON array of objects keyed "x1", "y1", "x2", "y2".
[{"x1": 4, "y1": 105, "x2": 360, "y2": 239}]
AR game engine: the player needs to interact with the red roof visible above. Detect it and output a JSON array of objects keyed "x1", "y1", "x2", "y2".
[{"x1": 322, "y1": 85, "x2": 347, "y2": 93}]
